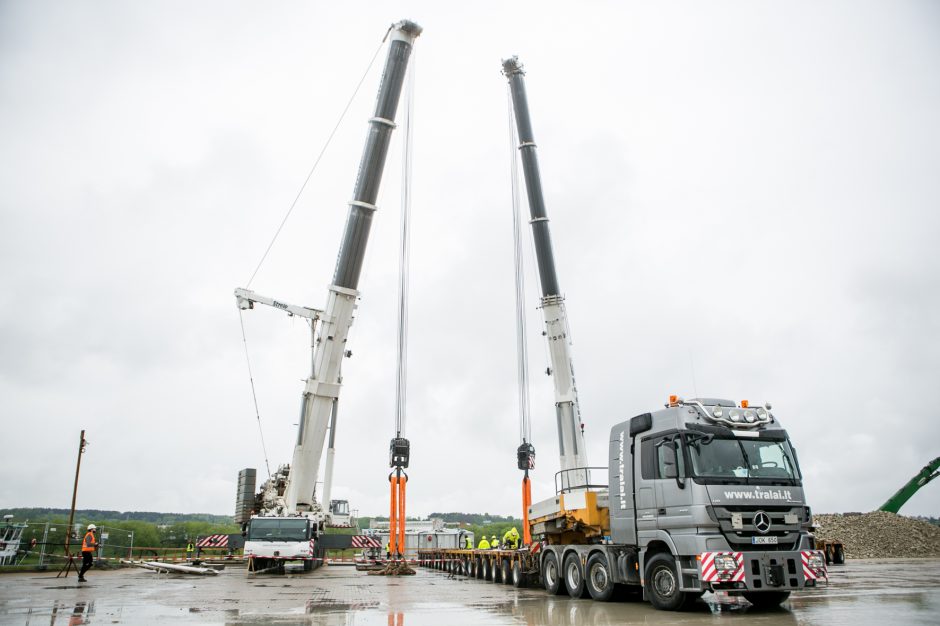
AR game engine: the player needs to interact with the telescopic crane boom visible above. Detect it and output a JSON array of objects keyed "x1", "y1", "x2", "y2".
[
  {"x1": 503, "y1": 57, "x2": 588, "y2": 489},
  {"x1": 237, "y1": 20, "x2": 422, "y2": 527}
]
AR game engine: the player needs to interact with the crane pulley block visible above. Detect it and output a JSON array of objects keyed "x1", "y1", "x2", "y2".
[
  {"x1": 517, "y1": 442, "x2": 536, "y2": 471},
  {"x1": 389, "y1": 437, "x2": 410, "y2": 469}
]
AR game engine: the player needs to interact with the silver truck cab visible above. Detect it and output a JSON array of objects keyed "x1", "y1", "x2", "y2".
[{"x1": 609, "y1": 397, "x2": 826, "y2": 609}]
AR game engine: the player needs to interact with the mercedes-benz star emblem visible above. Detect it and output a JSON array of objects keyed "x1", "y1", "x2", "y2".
[{"x1": 753, "y1": 511, "x2": 772, "y2": 534}]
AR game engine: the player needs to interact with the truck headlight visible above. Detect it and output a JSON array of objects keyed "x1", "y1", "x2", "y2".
[
  {"x1": 744, "y1": 410, "x2": 757, "y2": 423},
  {"x1": 712, "y1": 407, "x2": 723, "y2": 418},
  {"x1": 714, "y1": 555, "x2": 738, "y2": 571}
]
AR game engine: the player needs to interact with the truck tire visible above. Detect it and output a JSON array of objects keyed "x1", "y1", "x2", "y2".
[
  {"x1": 743, "y1": 591, "x2": 790, "y2": 609},
  {"x1": 585, "y1": 553, "x2": 615, "y2": 602},
  {"x1": 511, "y1": 561, "x2": 527, "y2": 588},
  {"x1": 475, "y1": 558, "x2": 483, "y2": 579},
  {"x1": 483, "y1": 558, "x2": 493, "y2": 581},
  {"x1": 501, "y1": 559, "x2": 512, "y2": 585},
  {"x1": 303, "y1": 559, "x2": 314, "y2": 572},
  {"x1": 563, "y1": 553, "x2": 588, "y2": 598},
  {"x1": 645, "y1": 553, "x2": 688, "y2": 611},
  {"x1": 542, "y1": 552, "x2": 566, "y2": 595},
  {"x1": 832, "y1": 545, "x2": 845, "y2": 565}
]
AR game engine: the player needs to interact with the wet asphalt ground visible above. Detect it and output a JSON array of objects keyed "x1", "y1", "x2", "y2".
[{"x1": 1, "y1": 558, "x2": 938, "y2": 625}]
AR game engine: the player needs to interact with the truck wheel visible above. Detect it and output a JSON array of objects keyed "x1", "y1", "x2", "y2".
[
  {"x1": 511, "y1": 561, "x2": 527, "y2": 588},
  {"x1": 493, "y1": 558, "x2": 502, "y2": 583},
  {"x1": 303, "y1": 559, "x2": 313, "y2": 572},
  {"x1": 563, "y1": 553, "x2": 588, "y2": 598},
  {"x1": 483, "y1": 558, "x2": 493, "y2": 581},
  {"x1": 832, "y1": 545, "x2": 845, "y2": 565},
  {"x1": 475, "y1": 558, "x2": 483, "y2": 579},
  {"x1": 645, "y1": 553, "x2": 687, "y2": 611},
  {"x1": 500, "y1": 559, "x2": 512, "y2": 584},
  {"x1": 542, "y1": 552, "x2": 566, "y2": 595},
  {"x1": 585, "y1": 553, "x2": 614, "y2": 602},
  {"x1": 743, "y1": 591, "x2": 790, "y2": 609}
]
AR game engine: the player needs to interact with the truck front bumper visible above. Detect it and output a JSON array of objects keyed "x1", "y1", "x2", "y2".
[{"x1": 699, "y1": 550, "x2": 827, "y2": 591}]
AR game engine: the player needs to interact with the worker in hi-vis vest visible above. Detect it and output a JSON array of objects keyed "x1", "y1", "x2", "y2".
[
  {"x1": 490, "y1": 535, "x2": 498, "y2": 549},
  {"x1": 502, "y1": 527, "x2": 520, "y2": 549},
  {"x1": 78, "y1": 524, "x2": 98, "y2": 582},
  {"x1": 464, "y1": 535, "x2": 473, "y2": 549},
  {"x1": 477, "y1": 536, "x2": 490, "y2": 550}
]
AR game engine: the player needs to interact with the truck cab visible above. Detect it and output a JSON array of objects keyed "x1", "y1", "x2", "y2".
[
  {"x1": 609, "y1": 397, "x2": 826, "y2": 608},
  {"x1": 243, "y1": 514, "x2": 322, "y2": 573},
  {"x1": 329, "y1": 499, "x2": 352, "y2": 528}
]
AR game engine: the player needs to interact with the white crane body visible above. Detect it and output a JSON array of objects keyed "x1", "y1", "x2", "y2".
[{"x1": 237, "y1": 20, "x2": 422, "y2": 573}]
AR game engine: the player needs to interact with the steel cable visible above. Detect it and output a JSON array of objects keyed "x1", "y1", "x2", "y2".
[
  {"x1": 508, "y1": 87, "x2": 532, "y2": 445},
  {"x1": 394, "y1": 49, "x2": 416, "y2": 438}
]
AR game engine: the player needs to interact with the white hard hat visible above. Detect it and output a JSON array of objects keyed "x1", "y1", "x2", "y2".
[{"x1": 87, "y1": 524, "x2": 97, "y2": 530}]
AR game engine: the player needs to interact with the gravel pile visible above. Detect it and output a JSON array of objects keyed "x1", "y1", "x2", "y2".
[{"x1": 813, "y1": 511, "x2": 940, "y2": 558}]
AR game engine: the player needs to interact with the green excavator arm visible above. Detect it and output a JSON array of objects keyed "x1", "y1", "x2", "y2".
[{"x1": 879, "y1": 457, "x2": 940, "y2": 514}]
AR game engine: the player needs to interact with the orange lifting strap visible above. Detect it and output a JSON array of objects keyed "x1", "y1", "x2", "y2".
[
  {"x1": 388, "y1": 475, "x2": 398, "y2": 556},
  {"x1": 388, "y1": 472, "x2": 407, "y2": 557},
  {"x1": 522, "y1": 474, "x2": 532, "y2": 546}
]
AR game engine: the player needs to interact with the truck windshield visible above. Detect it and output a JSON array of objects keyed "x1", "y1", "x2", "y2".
[
  {"x1": 247, "y1": 519, "x2": 309, "y2": 542},
  {"x1": 687, "y1": 436, "x2": 801, "y2": 481}
]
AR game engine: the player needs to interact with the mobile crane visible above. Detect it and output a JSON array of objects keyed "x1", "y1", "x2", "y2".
[
  {"x1": 235, "y1": 19, "x2": 421, "y2": 574},
  {"x1": 419, "y1": 57, "x2": 826, "y2": 611}
]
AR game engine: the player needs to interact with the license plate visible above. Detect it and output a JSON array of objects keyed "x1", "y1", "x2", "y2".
[{"x1": 752, "y1": 536, "x2": 778, "y2": 545}]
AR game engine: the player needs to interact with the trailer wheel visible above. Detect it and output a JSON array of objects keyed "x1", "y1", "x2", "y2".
[
  {"x1": 645, "y1": 553, "x2": 687, "y2": 611},
  {"x1": 483, "y1": 558, "x2": 493, "y2": 581},
  {"x1": 585, "y1": 553, "x2": 614, "y2": 602},
  {"x1": 475, "y1": 558, "x2": 484, "y2": 579},
  {"x1": 832, "y1": 545, "x2": 845, "y2": 565},
  {"x1": 511, "y1": 561, "x2": 527, "y2": 588},
  {"x1": 501, "y1": 559, "x2": 512, "y2": 585},
  {"x1": 743, "y1": 591, "x2": 790, "y2": 609},
  {"x1": 542, "y1": 552, "x2": 566, "y2": 595},
  {"x1": 564, "y1": 553, "x2": 587, "y2": 598},
  {"x1": 493, "y1": 558, "x2": 503, "y2": 583}
]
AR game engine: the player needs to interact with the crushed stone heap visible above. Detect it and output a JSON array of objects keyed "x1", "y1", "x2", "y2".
[{"x1": 813, "y1": 511, "x2": 940, "y2": 559}]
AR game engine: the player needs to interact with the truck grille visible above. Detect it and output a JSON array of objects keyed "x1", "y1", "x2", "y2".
[{"x1": 708, "y1": 506, "x2": 803, "y2": 551}]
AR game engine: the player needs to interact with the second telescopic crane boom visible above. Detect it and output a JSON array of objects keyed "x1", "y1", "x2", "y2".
[{"x1": 503, "y1": 56, "x2": 588, "y2": 490}]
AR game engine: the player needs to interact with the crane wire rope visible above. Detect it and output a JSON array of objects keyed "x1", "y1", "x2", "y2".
[
  {"x1": 508, "y1": 88, "x2": 532, "y2": 446},
  {"x1": 238, "y1": 307, "x2": 272, "y2": 478},
  {"x1": 236, "y1": 30, "x2": 390, "y2": 479},
  {"x1": 245, "y1": 36, "x2": 389, "y2": 288},
  {"x1": 394, "y1": 49, "x2": 416, "y2": 439}
]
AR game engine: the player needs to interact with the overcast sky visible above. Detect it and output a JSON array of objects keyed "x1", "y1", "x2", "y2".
[{"x1": 2, "y1": 1, "x2": 938, "y2": 521}]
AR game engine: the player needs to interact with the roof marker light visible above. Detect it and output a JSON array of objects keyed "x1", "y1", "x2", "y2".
[{"x1": 741, "y1": 400, "x2": 749, "y2": 408}]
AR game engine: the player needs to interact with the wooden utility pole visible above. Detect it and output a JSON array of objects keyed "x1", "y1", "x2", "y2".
[{"x1": 58, "y1": 430, "x2": 87, "y2": 578}]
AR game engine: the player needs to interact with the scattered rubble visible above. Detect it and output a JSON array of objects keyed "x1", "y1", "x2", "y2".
[
  {"x1": 368, "y1": 561, "x2": 416, "y2": 576},
  {"x1": 813, "y1": 511, "x2": 940, "y2": 559}
]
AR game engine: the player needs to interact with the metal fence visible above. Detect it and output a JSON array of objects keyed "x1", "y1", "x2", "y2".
[{"x1": 0, "y1": 522, "x2": 140, "y2": 569}]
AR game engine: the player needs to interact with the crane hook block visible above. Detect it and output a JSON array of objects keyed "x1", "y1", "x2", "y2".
[
  {"x1": 517, "y1": 443, "x2": 536, "y2": 471},
  {"x1": 389, "y1": 437, "x2": 410, "y2": 469}
]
